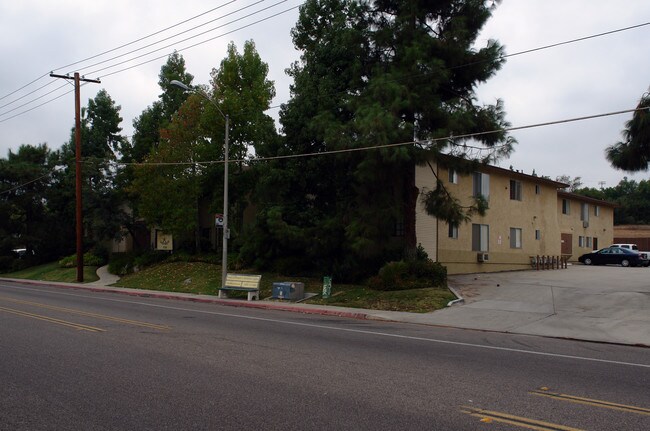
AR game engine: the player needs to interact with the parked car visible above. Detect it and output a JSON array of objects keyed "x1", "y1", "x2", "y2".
[
  {"x1": 609, "y1": 243, "x2": 650, "y2": 266},
  {"x1": 578, "y1": 246, "x2": 648, "y2": 267}
]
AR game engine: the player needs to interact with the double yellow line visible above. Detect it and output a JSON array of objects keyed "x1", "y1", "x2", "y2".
[
  {"x1": 460, "y1": 406, "x2": 584, "y2": 431},
  {"x1": 0, "y1": 296, "x2": 170, "y2": 332},
  {"x1": 531, "y1": 389, "x2": 650, "y2": 416},
  {"x1": 0, "y1": 305, "x2": 104, "y2": 333},
  {"x1": 461, "y1": 387, "x2": 650, "y2": 430}
]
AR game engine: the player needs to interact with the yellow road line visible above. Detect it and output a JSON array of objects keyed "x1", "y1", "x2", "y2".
[
  {"x1": 0, "y1": 296, "x2": 170, "y2": 330},
  {"x1": 531, "y1": 390, "x2": 650, "y2": 416},
  {"x1": 460, "y1": 406, "x2": 585, "y2": 431},
  {"x1": 0, "y1": 305, "x2": 104, "y2": 332}
]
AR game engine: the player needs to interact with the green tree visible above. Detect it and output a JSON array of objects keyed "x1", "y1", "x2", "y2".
[
  {"x1": 574, "y1": 177, "x2": 650, "y2": 225},
  {"x1": 55, "y1": 89, "x2": 127, "y2": 247},
  {"x1": 207, "y1": 41, "x2": 279, "y2": 240},
  {"x1": 556, "y1": 175, "x2": 582, "y2": 192},
  {"x1": 131, "y1": 95, "x2": 211, "y2": 250},
  {"x1": 251, "y1": 0, "x2": 514, "y2": 280},
  {"x1": 132, "y1": 42, "x2": 277, "y2": 252},
  {"x1": 0, "y1": 144, "x2": 66, "y2": 264},
  {"x1": 124, "y1": 52, "x2": 195, "y2": 164},
  {"x1": 606, "y1": 91, "x2": 650, "y2": 171}
]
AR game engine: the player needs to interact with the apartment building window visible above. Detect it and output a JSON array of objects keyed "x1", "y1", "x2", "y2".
[
  {"x1": 586, "y1": 237, "x2": 592, "y2": 248},
  {"x1": 472, "y1": 172, "x2": 490, "y2": 200},
  {"x1": 535, "y1": 229, "x2": 541, "y2": 240},
  {"x1": 509, "y1": 179, "x2": 522, "y2": 201},
  {"x1": 562, "y1": 199, "x2": 570, "y2": 215},
  {"x1": 448, "y1": 223, "x2": 458, "y2": 239},
  {"x1": 472, "y1": 224, "x2": 489, "y2": 251},
  {"x1": 594, "y1": 205, "x2": 600, "y2": 217},
  {"x1": 535, "y1": 184, "x2": 541, "y2": 195},
  {"x1": 581, "y1": 203, "x2": 589, "y2": 222},
  {"x1": 510, "y1": 227, "x2": 522, "y2": 248},
  {"x1": 448, "y1": 169, "x2": 458, "y2": 184},
  {"x1": 578, "y1": 236, "x2": 585, "y2": 247}
]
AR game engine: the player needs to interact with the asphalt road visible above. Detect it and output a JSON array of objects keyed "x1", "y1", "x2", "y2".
[{"x1": 1, "y1": 281, "x2": 649, "y2": 430}]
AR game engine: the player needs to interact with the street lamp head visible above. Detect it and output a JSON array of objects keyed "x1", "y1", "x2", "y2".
[{"x1": 170, "y1": 80, "x2": 191, "y2": 91}]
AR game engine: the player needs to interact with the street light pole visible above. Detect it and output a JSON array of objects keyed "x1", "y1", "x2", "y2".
[{"x1": 170, "y1": 80, "x2": 229, "y2": 289}]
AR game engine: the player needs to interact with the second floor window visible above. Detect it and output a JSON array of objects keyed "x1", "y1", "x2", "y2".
[
  {"x1": 448, "y1": 223, "x2": 458, "y2": 239},
  {"x1": 510, "y1": 180, "x2": 522, "y2": 201},
  {"x1": 581, "y1": 203, "x2": 589, "y2": 222},
  {"x1": 562, "y1": 199, "x2": 570, "y2": 215},
  {"x1": 448, "y1": 169, "x2": 458, "y2": 184},
  {"x1": 473, "y1": 172, "x2": 490, "y2": 200}
]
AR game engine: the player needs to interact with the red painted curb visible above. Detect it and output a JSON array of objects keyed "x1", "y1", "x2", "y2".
[{"x1": 1, "y1": 279, "x2": 370, "y2": 320}]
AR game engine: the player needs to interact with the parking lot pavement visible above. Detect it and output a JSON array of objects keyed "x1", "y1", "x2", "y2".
[{"x1": 418, "y1": 265, "x2": 650, "y2": 346}]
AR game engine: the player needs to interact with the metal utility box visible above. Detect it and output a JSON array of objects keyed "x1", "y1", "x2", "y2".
[{"x1": 271, "y1": 282, "x2": 305, "y2": 300}]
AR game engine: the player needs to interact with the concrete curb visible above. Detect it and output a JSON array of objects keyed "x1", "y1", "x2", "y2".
[
  {"x1": 446, "y1": 284, "x2": 464, "y2": 306},
  {"x1": 0, "y1": 278, "x2": 372, "y2": 321}
]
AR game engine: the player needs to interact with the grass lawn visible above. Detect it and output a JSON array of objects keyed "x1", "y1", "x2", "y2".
[
  {"x1": 3, "y1": 262, "x2": 99, "y2": 283},
  {"x1": 112, "y1": 262, "x2": 454, "y2": 313},
  {"x1": 3, "y1": 260, "x2": 456, "y2": 313},
  {"x1": 307, "y1": 287, "x2": 456, "y2": 313}
]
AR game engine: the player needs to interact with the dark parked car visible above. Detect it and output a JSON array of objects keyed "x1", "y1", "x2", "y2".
[{"x1": 578, "y1": 246, "x2": 648, "y2": 267}]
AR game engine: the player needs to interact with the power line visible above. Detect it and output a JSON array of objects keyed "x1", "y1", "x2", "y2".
[
  {"x1": 0, "y1": 83, "x2": 69, "y2": 119},
  {"x1": 0, "y1": 15, "x2": 646, "y2": 124},
  {"x1": 0, "y1": 2, "x2": 300, "y2": 123},
  {"x1": 85, "y1": 1, "x2": 294, "y2": 78},
  {"x1": 75, "y1": 0, "x2": 278, "y2": 77},
  {"x1": 52, "y1": 0, "x2": 240, "y2": 73},
  {"x1": 96, "y1": 5, "x2": 301, "y2": 79},
  {"x1": 0, "y1": 1, "x2": 244, "y2": 101},
  {"x1": 5, "y1": 105, "x2": 646, "y2": 194},
  {"x1": 0, "y1": 170, "x2": 58, "y2": 196},
  {"x1": 104, "y1": 105, "x2": 648, "y2": 167}
]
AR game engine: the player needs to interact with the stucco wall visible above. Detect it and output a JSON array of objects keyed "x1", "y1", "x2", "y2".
[
  {"x1": 557, "y1": 195, "x2": 614, "y2": 260},
  {"x1": 415, "y1": 162, "x2": 615, "y2": 275}
]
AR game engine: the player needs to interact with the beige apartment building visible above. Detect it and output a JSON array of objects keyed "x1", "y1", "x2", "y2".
[{"x1": 415, "y1": 161, "x2": 616, "y2": 274}]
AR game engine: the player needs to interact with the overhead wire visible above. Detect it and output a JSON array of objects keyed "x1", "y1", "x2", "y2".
[
  {"x1": 0, "y1": 10, "x2": 646, "y2": 130},
  {"x1": 0, "y1": 0, "x2": 243, "y2": 101},
  {"x1": 101, "y1": 105, "x2": 648, "y2": 167},
  {"x1": 84, "y1": 1, "x2": 294, "y2": 78},
  {"x1": 96, "y1": 5, "x2": 302, "y2": 79},
  {"x1": 52, "y1": 0, "x2": 240, "y2": 73},
  {"x1": 0, "y1": 0, "x2": 288, "y2": 110},
  {"x1": 75, "y1": 0, "x2": 276, "y2": 77}
]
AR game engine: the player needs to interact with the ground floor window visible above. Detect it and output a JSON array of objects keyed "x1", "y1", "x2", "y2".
[
  {"x1": 510, "y1": 227, "x2": 522, "y2": 248},
  {"x1": 472, "y1": 224, "x2": 489, "y2": 251}
]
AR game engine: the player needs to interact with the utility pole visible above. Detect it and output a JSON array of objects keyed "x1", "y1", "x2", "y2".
[{"x1": 50, "y1": 72, "x2": 101, "y2": 282}]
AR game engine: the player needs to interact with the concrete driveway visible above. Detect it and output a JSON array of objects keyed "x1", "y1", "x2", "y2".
[{"x1": 430, "y1": 265, "x2": 650, "y2": 346}]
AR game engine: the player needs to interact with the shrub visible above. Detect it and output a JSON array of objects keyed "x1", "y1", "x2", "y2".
[
  {"x1": 108, "y1": 252, "x2": 136, "y2": 275},
  {"x1": 58, "y1": 251, "x2": 106, "y2": 268},
  {"x1": 368, "y1": 258, "x2": 447, "y2": 291}
]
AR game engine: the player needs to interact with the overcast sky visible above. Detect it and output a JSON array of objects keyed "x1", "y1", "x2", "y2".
[{"x1": 1, "y1": 0, "x2": 648, "y2": 189}]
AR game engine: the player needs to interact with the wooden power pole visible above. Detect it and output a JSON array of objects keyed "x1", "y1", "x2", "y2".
[{"x1": 50, "y1": 72, "x2": 101, "y2": 282}]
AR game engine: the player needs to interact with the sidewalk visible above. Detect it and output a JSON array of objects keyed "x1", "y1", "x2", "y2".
[{"x1": 2, "y1": 265, "x2": 649, "y2": 348}]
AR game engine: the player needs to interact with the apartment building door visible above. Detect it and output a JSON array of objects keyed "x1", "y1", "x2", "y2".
[{"x1": 561, "y1": 233, "x2": 573, "y2": 255}]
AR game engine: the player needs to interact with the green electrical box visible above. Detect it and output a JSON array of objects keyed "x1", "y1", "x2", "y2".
[{"x1": 322, "y1": 276, "x2": 332, "y2": 299}]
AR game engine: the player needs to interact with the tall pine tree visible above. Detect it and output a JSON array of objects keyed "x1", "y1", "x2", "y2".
[{"x1": 263, "y1": 0, "x2": 515, "y2": 279}]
